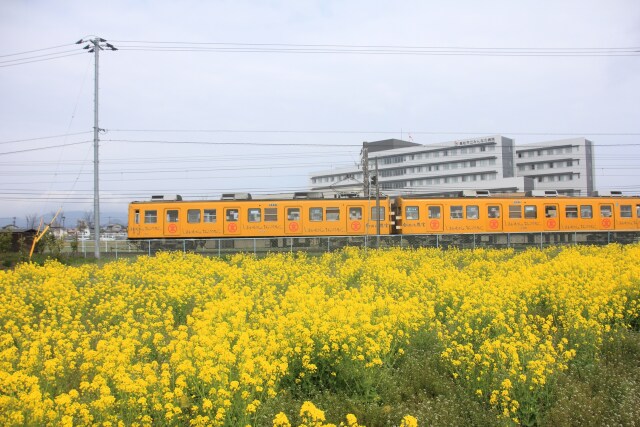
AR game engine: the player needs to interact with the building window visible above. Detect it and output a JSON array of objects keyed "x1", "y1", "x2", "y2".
[
  {"x1": 406, "y1": 206, "x2": 419, "y2": 220},
  {"x1": 265, "y1": 208, "x2": 278, "y2": 222},
  {"x1": 565, "y1": 205, "x2": 578, "y2": 218},
  {"x1": 166, "y1": 210, "x2": 179, "y2": 223},
  {"x1": 188, "y1": 209, "x2": 201, "y2": 223},
  {"x1": 204, "y1": 209, "x2": 217, "y2": 223}
]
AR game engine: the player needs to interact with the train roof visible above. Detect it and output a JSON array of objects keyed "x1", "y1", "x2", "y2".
[{"x1": 131, "y1": 192, "x2": 390, "y2": 204}]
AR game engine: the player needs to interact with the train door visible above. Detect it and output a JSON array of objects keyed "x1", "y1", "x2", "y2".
[
  {"x1": 486, "y1": 204, "x2": 503, "y2": 232},
  {"x1": 427, "y1": 204, "x2": 444, "y2": 232},
  {"x1": 285, "y1": 206, "x2": 302, "y2": 234},
  {"x1": 599, "y1": 203, "x2": 614, "y2": 230},
  {"x1": 164, "y1": 208, "x2": 180, "y2": 236},
  {"x1": 544, "y1": 203, "x2": 560, "y2": 231},
  {"x1": 223, "y1": 207, "x2": 241, "y2": 235},
  {"x1": 347, "y1": 205, "x2": 365, "y2": 234}
]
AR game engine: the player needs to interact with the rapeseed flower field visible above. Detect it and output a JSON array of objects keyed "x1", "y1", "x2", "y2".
[{"x1": 1, "y1": 245, "x2": 639, "y2": 426}]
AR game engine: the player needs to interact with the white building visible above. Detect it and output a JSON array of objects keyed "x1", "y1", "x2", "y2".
[
  {"x1": 310, "y1": 135, "x2": 594, "y2": 197},
  {"x1": 515, "y1": 137, "x2": 595, "y2": 196}
]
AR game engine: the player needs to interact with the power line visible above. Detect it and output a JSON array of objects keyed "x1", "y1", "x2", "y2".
[
  {"x1": 0, "y1": 141, "x2": 91, "y2": 156},
  {"x1": 0, "y1": 43, "x2": 77, "y2": 58},
  {"x1": 0, "y1": 52, "x2": 86, "y2": 68},
  {"x1": 108, "y1": 128, "x2": 640, "y2": 136},
  {"x1": 108, "y1": 40, "x2": 640, "y2": 57},
  {"x1": 0, "y1": 131, "x2": 93, "y2": 145}
]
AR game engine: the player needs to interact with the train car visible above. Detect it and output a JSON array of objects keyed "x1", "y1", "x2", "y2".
[
  {"x1": 394, "y1": 192, "x2": 640, "y2": 235},
  {"x1": 127, "y1": 193, "x2": 393, "y2": 240}
]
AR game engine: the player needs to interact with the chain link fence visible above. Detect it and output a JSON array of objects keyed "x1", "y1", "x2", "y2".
[{"x1": 70, "y1": 231, "x2": 640, "y2": 259}]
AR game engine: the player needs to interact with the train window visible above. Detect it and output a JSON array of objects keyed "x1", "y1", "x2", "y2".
[
  {"x1": 600, "y1": 205, "x2": 612, "y2": 218},
  {"x1": 144, "y1": 210, "x2": 158, "y2": 224},
  {"x1": 187, "y1": 209, "x2": 201, "y2": 223},
  {"x1": 450, "y1": 206, "x2": 463, "y2": 219},
  {"x1": 509, "y1": 205, "x2": 521, "y2": 219},
  {"x1": 134, "y1": 209, "x2": 140, "y2": 224},
  {"x1": 371, "y1": 206, "x2": 385, "y2": 220},
  {"x1": 565, "y1": 205, "x2": 578, "y2": 218},
  {"x1": 349, "y1": 207, "x2": 362, "y2": 220},
  {"x1": 310, "y1": 208, "x2": 323, "y2": 221},
  {"x1": 620, "y1": 205, "x2": 632, "y2": 218},
  {"x1": 166, "y1": 210, "x2": 179, "y2": 223},
  {"x1": 466, "y1": 205, "x2": 479, "y2": 220},
  {"x1": 580, "y1": 205, "x2": 593, "y2": 219},
  {"x1": 524, "y1": 206, "x2": 537, "y2": 219},
  {"x1": 226, "y1": 209, "x2": 239, "y2": 222},
  {"x1": 488, "y1": 206, "x2": 500, "y2": 218},
  {"x1": 637, "y1": 205, "x2": 640, "y2": 218},
  {"x1": 248, "y1": 208, "x2": 261, "y2": 222},
  {"x1": 265, "y1": 208, "x2": 278, "y2": 222},
  {"x1": 545, "y1": 206, "x2": 557, "y2": 218},
  {"x1": 203, "y1": 209, "x2": 217, "y2": 223},
  {"x1": 406, "y1": 206, "x2": 419, "y2": 220},
  {"x1": 288, "y1": 208, "x2": 300, "y2": 221},
  {"x1": 326, "y1": 207, "x2": 340, "y2": 221},
  {"x1": 428, "y1": 206, "x2": 441, "y2": 219}
]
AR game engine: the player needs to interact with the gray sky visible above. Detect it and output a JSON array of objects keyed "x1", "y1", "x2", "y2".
[{"x1": 1, "y1": 0, "x2": 639, "y2": 226}]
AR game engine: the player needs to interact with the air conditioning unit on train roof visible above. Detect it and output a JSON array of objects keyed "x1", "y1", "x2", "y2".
[
  {"x1": 461, "y1": 190, "x2": 491, "y2": 197},
  {"x1": 592, "y1": 190, "x2": 623, "y2": 197},
  {"x1": 527, "y1": 190, "x2": 558, "y2": 197},
  {"x1": 221, "y1": 193, "x2": 252, "y2": 200},
  {"x1": 293, "y1": 192, "x2": 324, "y2": 199},
  {"x1": 151, "y1": 194, "x2": 182, "y2": 201}
]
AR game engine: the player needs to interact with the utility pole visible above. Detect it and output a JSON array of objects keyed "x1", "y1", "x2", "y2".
[
  {"x1": 76, "y1": 37, "x2": 117, "y2": 259},
  {"x1": 361, "y1": 142, "x2": 369, "y2": 197},
  {"x1": 375, "y1": 157, "x2": 381, "y2": 238}
]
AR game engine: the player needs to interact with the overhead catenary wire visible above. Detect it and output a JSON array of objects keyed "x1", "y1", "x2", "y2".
[{"x1": 108, "y1": 40, "x2": 640, "y2": 57}]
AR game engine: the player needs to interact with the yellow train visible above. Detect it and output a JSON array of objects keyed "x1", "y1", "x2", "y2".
[
  {"x1": 394, "y1": 192, "x2": 640, "y2": 234},
  {"x1": 127, "y1": 193, "x2": 393, "y2": 239},
  {"x1": 127, "y1": 192, "x2": 640, "y2": 240}
]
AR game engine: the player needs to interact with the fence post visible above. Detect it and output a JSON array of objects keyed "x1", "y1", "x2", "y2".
[
  {"x1": 327, "y1": 237, "x2": 330, "y2": 252},
  {"x1": 218, "y1": 240, "x2": 221, "y2": 257},
  {"x1": 115, "y1": 241, "x2": 118, "y2": 259},
  {"x1": 148, "y1": 240, "x2": 151, "y2": 256},
  {"x1": 436, "y1": 234, "x2": 439, "y2": 249},
  {"x1": 473, "y1": 234, "x2": 476, "y2": 250}
]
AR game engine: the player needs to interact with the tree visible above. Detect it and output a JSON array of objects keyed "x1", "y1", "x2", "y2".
[
  {"x1": 25, "y1": 213, "x2": 39, "y2": 230},
  {"x1": 0, "y1": 231, "x2": 11, "y2": 252}
]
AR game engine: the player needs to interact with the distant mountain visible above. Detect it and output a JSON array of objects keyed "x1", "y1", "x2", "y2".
[{"x1": 3, "y1": 211, "x2": 128, "y2": 229}]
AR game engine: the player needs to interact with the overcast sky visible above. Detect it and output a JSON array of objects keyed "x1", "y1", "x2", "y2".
[{"x1": 1, "y1": 0, "x2": 639, "y2": 226}]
